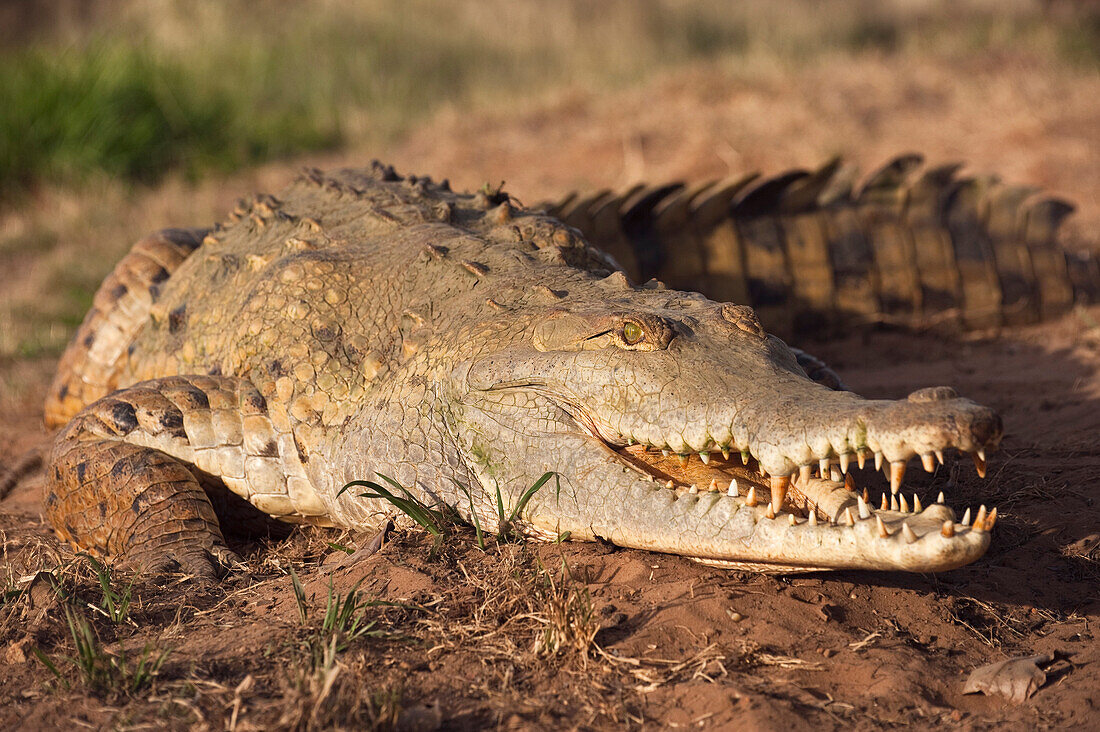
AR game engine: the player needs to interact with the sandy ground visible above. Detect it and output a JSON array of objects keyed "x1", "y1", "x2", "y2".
[{"x1": 2, "y1": 53, "x2": 1100, "y2": 729}]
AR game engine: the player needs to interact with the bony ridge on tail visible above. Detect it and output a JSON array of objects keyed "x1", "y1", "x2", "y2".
[
  {"x1": 40, "y1": 160, "x2": 1011, "y2": 578},
  {"x1": 544, "y1": 154, "x2": 1094, "y2": 337}
]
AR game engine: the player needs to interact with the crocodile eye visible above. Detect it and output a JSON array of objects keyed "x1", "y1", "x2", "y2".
[{"x1": 622, "y1": 321, "x2": 644, "y2": 345}]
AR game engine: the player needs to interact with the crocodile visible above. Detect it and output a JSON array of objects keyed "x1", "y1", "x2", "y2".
[{"x1": 39, "y1": 161, "x2": 1019, "y2": 578}]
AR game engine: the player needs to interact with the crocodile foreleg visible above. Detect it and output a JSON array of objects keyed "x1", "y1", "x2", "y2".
[{"x1": 46, "y1": 375, "x2": 331, "y2": 575}]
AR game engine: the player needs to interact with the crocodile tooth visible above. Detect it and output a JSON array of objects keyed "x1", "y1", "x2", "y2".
[
  {"x1": 935, "y1": 449, "x2": 945, "y2": 465},
  {"x1": 941, "y1": 520, "x2": 955, "y2": 538},
  {"x1": 861, "y1": 487, "x2": 869, "y2": 502},
  {"x1": 699, "y1": 452, "x2": 710, "y2": 465},
  {"x1": 727, "y1": 479, "x2": 738, "y2": 497},
  {"x1": 799, "y1": 464, "x2": 812, "y2": 484},
  {"x1": 880, "y1": 494, "x2": 889, "y2": 511},
  {"x1": 985, "y1": 507, "x2": 998, "y2": 530},
  {"x1": 807, "y1": 511, "x2": 818, "y2": 526},
  {"x1": 844, "y1": 473, "x2": 856, "y2": 492},
  {"x1": 876, "y1": 516, "x2": 891, "y2": 538},
  {"x1": 857, "y1": 495, "x2": 871, "y2": 520},
  {"x1": 961, "y1": 507, "x2": 971, "y2": 526},
  {"x1": 665, "y1": 480, "x2": 674, "y2": 490},
  {"x1": 765, "y1": 503, "x2": 776, "y2": 519},
  {"x1": 972, "y1": 452, "x2": 987, "y2": 478},
  {"x1": 662, "y1": 449, "x2": 670, "y2": 457},
  {"x1": 688, "y1": 484, "x2": 699, "y2": 494},
  {"x1": 972, "y1": 505, "x2": 988, "y2": 532},
  {"x1": 842, "y1": 507, "x2": 856, "y2": 526},
  {"x1": 889, "y1": 461, "x2": 906, "y2": 494},
  {"x1": 839, "y1": 452, "x2": 851, "y2": 474},
  {"x1": 819, "y1": 458, "x2": 830, "y2": 476},
  {"x1": 789, "y1": 514, "x2": 798, "y2": 526},
  {"x1": 890, "y1": 495, "x2": 900, "y2": 511},
  {"x1": 708, "y1": 478, "x2": 719, "y2": 492},
  {"x1": 770, "y1": 476, "x2": 790, "y2": 511},
  {"x1": 913, "y1": 494, "x2": 922, "y2": 512},
  {"x1": 745, "y1": 486, "x2": 758, "y2": 507},
  {"x1": 830, "y1": 466, "x2": 842, "y2": 482},
  {"x1": 678, "y1": 453, "x2": 690, "y2": 468},
  {"x1": 875, "y1": 451, "x2": 884, "y2": 471},
  {"x1": 721, "y1": 446, "x2": 731, "y2": 460},
  {"x1": 857, "y1": 449, "x2": 867, "y2": 470},
  {"x1": 921, "y1": 453, "x2": 935, "y2": 472},
  {"x1": 741, "y1": 450, "x2": 751, "y2": 465},
  {"x1": 937, "y1": 491, "x2": 945, "y2": 504},
  {"x1": 901, "y1": 522, "x2": 918, "y2": 543},
  {"x1": 899, "y1": 494, "x2": 910, "y2": 513}
]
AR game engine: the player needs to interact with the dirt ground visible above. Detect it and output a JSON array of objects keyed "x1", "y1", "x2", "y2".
[{"x1": 3, "y1": 53, "x2": 1100, "y2": 730}]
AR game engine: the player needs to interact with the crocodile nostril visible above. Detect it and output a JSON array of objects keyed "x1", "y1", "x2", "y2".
[
  {"x1": 965, "y1": 409, "x2": 1004, "y2": 446},
  {"x1": 907, "y1": 386, "x2": 959, "y2": 403}
]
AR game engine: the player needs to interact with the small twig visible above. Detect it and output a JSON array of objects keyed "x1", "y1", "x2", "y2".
[
  {"x1": 331, "y1": 520, "x2": 394, "y2": 571},
  {"x1": 848, "y1": 631, "x2": 881, "y2": 651}
]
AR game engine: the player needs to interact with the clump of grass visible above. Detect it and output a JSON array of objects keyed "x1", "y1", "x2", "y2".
[
  {"x1": 341, "y1": 471, "x2": 557, "y2": 552},
  {"x1": 80, "y1": 554, "x2": 134, "y2": 625},
  {"x1": 33, "y1": 605, "x2": 168, "y2": 697},
  {"x1": 20, "y1": 553, "x2": 166, "y2": 697},
  {"x1": 461, "y1": 471, "x2": 558, "y2": 549},
  {"x1": 280, "y1": 570, "x2": 412, "y2": 728},
  {"x1": 531, "y1": 557, "x2": 599, "y2": 662},
  {"x1": 339, "y1": 476, "x2": 448, "y2": 540},
  {"x1": 338, "y1": 475, "x2": 452, "y2": 559},
  {"x1": 278, "y1": 650, "x2": 405, "y2": 731},
  {"x1": 0, "y1": 41, "x2": 340, "y2": 197},
  {"x1": 288, "y1": 568, "x2": 398, "y2": 667}
]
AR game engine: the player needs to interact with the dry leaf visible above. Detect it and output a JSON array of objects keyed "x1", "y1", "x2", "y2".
[{"x1": 962, "y1": 653, "x2": 1053, "y2": 703}]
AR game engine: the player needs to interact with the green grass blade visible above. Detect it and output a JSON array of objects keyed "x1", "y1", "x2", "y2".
[
  {"x1": 507, "y1": 471, "x2": 555, "y2": 523},
  {"x1": 31, "y1": 648, "x2": 68, "y2": 688},
  {"x1": 336, "y1": 479, "x2": 375, "y2": 498},
  {"x1": 344, "y1": 479, "x2": 443, "y2": 536},
  {"x1": 494, "y1": 485, "x2": 507, "y2": 525},
  {"x1": 377, "y1": 473, "x2": 419, "y2": 502},
  {"x1": 457, "y1": 485, "x2": 486, "y2": 550},
  {"x1": 289, "y1": 566, "x2": 309, "y2": 625}
]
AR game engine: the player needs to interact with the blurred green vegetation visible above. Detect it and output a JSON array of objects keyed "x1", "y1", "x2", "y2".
[
  {"x1": 0, "y1": 43, "x2": 339, "y2": 195},
  {"x1": 0, "y1": 0, "x2": 1096, "y2": 197}
]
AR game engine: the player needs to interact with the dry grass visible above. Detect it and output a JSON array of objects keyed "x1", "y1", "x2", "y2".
[
  {"x1": 275, "y1": 646, "x2": 405, "y2": 731},
  {"x1": 2, "y1": 518, "x2": 708, "y2": 727}
]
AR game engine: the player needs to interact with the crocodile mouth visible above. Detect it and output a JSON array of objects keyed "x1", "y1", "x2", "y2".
[
  {"x1": 593, "y1": 433, "x2": 999, "y2": 569},
  {"x1": 609, "y1": 439, "x2": 992, "y2": 518},
  {"x1": 554, "y1": 377, "x2": 1004, "y2": 569}
]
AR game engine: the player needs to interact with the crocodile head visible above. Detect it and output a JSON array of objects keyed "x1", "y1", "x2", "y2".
[{"x1": 445, "y1": 278, "x2": 1001, "y2": 573}]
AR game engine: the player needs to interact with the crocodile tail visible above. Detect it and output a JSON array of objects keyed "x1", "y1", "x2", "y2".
[
  {"x1": 44, "y1": 227, "x2": 209, "y2": 428},
  {"x1": 542, "y1": 154, "x2": 1098, "y2": 337}
]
